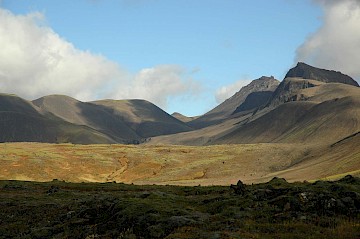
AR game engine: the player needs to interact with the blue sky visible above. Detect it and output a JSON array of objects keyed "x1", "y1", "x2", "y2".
[{"x1": 1, "y1": 0, "x2": 359, "y2": 116}]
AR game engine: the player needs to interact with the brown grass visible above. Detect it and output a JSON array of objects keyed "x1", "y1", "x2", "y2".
[{"x1": 0, "y1": 140, "x2": 359, "y2": 185}]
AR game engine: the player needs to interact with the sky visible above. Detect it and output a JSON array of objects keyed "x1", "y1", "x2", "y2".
[{"x1": 0, "y1": 0, "x2": 359, "y2": 116}]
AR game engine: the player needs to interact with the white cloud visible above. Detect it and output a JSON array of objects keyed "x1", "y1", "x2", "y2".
[
  {"x1": 0, "y1": 8, "x2": 200, "y2": 109},
  {"x1": 296, "y1": 0, "x2": 360, "y2": 80},
  {"x1": 215, "y1": 79, "x2": 251, "y2": 104},
  {"x1": 114, "y1": 65, "x2": 201, "y2": 108}
]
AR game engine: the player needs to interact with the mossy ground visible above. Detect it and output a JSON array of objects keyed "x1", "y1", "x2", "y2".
[{"x1": 1, "y1": 176, "x2": 359, "y2": 238}]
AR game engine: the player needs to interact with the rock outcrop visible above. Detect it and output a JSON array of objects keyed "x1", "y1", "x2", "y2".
[{"x1": 285, "y1": 62, "x2": 359, "y2": 87}]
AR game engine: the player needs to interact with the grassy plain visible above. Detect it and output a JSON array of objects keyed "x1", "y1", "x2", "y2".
[
  {"x1": 0, "y1": 142, "x2": 359, "y2": 185},
  {"x1": 1, "y1": 142, "x2": 359, "y2": 238}
]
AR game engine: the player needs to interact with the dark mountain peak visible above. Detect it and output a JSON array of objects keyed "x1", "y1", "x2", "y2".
[
  {"x1": 236, "y1": 76, "x2": 279, "y2": 95},
  {"x1": 256, "y1": 75, "x2": 276, "y2": 81},
  {"x1": 285, "y1": 62, "x2": 359, "y2": 87},
  {"x1": 251, "y1": 75, "x2": 278, "y2": 84}
]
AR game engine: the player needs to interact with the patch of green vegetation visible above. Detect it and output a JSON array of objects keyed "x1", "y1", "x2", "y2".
[{"x1": 0, "y1": 176, "x2": 359, "y2": 239}]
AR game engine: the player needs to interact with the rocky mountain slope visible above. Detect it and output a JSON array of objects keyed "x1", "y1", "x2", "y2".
[
  {"x1": 150, "y1": 63, "x2": 360, "y2": 146},
  {"x1": 188, "y1": 76, "x2": 280, "y2": 129}
]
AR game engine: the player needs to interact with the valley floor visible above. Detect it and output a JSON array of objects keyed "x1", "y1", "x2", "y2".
[
  {"x1": 1, "y1": 142, "x2": 359, "y2": 238},
  {"x1": 0, "y1": 142, "x2": 359, "y2": 185}
]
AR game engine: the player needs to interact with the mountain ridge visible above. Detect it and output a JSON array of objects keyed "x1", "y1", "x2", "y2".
[
  {"x1": 149, "y1": 62, "x2": 360, "y2": 146},
  {"x1": 1, "y1": 62, "x2": 359, "y2": 146},
  {"x1": 0, "y1": 94, "x2": 191, "y2": 144}
]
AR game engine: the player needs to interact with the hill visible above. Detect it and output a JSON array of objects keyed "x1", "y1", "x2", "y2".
[
  {"x1": 33, "y1": 95, "x2": 140, "y2": 143},
  {"x1": 0, "y1": 94, "x2": 192, "y2": 144},
  {"x1": 0, "y1": 94, "x2": 116, "y2": 144},
  {"x1": 91, "y1": 99, "x2": 193, "y2": 137},
  {"x1": 171, "y1": 112, "x2": 199, "y2": 123}
]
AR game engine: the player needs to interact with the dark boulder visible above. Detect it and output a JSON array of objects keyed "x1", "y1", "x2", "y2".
[{"x1": 230, "y1": 180, "x2": 247, "y2": 195}]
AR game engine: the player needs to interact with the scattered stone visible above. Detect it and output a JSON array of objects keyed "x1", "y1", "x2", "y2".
[
  {"x1": 299, "y1": 192, "x2": 309, "y2": 203},
  {"x1": 168, "y1": 216, "x2": 196, "y2": 228},
  {"x1": 66, "y1": 211, "x2": 76, "y2": 219},
  {"x1": 339, "y1": 175, "x2": 359, "y2": 184},
  {"x1": 46, "y1": 186, "x2": 59, "y2": 195},
  {"x1": 253, "y1": 189, "x2": 274, "y2": 200},
  {"x1": 230, "y1": 180, "x2": 247, "y2": 195},
  {"x1": 139, "y1": 191, "x2": 151, "y2": 199},
  {"x1": 283, "y1": 202, "x2": 291, "y2": 211}
]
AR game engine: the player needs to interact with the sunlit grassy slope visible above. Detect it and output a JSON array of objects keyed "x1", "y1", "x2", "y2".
[{"x1": 1, "y1": 138, "x2": 358, "y2": 185}]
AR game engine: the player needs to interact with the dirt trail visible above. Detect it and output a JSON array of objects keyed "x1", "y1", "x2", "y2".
[
  {"x1": 106, "y1": 154, "x2": 129, "y2": 182},
  {"x1": 0, "y1": 142, "x2": 359, "y2": 185}
]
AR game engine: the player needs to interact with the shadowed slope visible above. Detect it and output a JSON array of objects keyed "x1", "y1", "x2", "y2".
[
  {"x1": 33, "y1": 95, "x2": 141, "y2": 143},
  {"x1": 92, "y1": 99, "x2": 193, "y2": 137},
  {"x1": 217, "y1": 83, "x2": 360, "y2": 144},
  {"x1": 215, "y1": 101, "x2": 316, "y2": 144},
  {"x1": 270, "y1": 131, "x2": 360, "y2": 181},
  {"x1": 233, "y1": 91, "x2": 274, "y2": 113},
  {"x1": 188, "y1": 76, "x2": 279, "y2": 129},
  {"x1": 0, "y1": 94, "x2": 116, "y2": 143},
  {"x1": 2, "y1": 94, "x2": 191, "y2": 144}
]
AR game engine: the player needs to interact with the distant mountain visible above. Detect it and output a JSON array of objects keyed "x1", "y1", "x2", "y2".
[
  {"x1": 285, "y1": 62, "x2": 359, "y2": 87},
  {"x1": 217, "y1": 92, "x2": 360, "y2": 144},
  {"x1": 0, "y1": 94, "x2": 116, "y2": 144},
  {"x1": 268, "y1": 62, "x2": 359, "y2": 108},
  {"x1": 150, "y1": 63, "x2": 360, "y2": 146},
  {"x1": 2, "y1": 62, "x2": 359, "y2": 146},
  {"x1": 0, "y1": 94, "x2": 191, "y2": 144},
  {"x1": 91, "y1": 99, "x2": 193, "y2": 138},
  {"x1": 171, "y1": 112, "x2": 199, "y2": 123},
  {"x1": 188, "y1": 76, "x2": 280, "y2": 129},
  {"x1": 32, "y1": 95, "x2": 141, "y2": 143}
]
